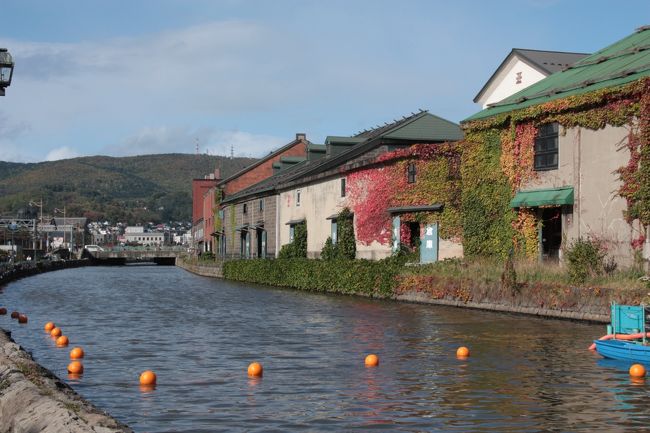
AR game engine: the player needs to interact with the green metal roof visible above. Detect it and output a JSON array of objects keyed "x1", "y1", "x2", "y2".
[
  {"x1": 465, "y1": 26, "x2": 650, "y2": 123},
  {"x1": 308, "y1": 144, "x2": 326, "y2": 152},
  {"x1": 280, "y1": 156, "x2": 306, "y2": 163},
  {"x1": 510, "y1": 186, "x2": 574, "y2": 208},
  {"x1": 324, "y1": 136, "x2": 365, "y2": 145},
  {"x1": 384, "y1": 113, "x2": 463, "y2": 141}
]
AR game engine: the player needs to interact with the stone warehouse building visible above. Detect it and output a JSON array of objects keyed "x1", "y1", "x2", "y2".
[{"x1": 462, "y1": 26, "x2": 650, "y2": 267}]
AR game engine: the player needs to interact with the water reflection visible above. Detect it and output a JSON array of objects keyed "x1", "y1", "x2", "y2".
[{"x1": 0, "y1": 266, "x2": 648, "y2": 432}]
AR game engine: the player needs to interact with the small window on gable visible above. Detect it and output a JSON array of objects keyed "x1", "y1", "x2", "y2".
[
  {"x1": 259, "y1": 199, "x2": 264, "y2": 212},
  {"x1": 341, "y1": 178, "x2": 346, "y2": 197},
  {"x1": 407, "y1": 162, "x2": 417, "y2": 184},
  {"x1": 534, "y1": 123, "x2": 559, "y2": 171},
  {"x1": 296, "y1": 190, "x2": 301, "y2": 207},
  {"x1": 243, "y1": 203, "x2": 248, "y2": 214}
]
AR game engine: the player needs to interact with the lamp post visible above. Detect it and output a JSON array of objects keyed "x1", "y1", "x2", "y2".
[
  {"x1": 0, "y1": 48, "x2": 14, "y2": 96},
  {"x1": 29, "y1": 199, "x2": 43, "y2": 251}
]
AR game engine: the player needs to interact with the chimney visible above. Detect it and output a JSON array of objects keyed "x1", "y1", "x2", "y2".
[
  {"x1": 296, "y1": 133, "x2": 306, "y2": 142},
  {"x1": 214, "y1": 168, "x2": 221, "y2": 181}
]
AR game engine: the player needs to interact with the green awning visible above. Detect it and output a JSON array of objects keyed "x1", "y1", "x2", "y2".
[{"x1": 510, "y1": 186, "x2": 574, "y2": 208}]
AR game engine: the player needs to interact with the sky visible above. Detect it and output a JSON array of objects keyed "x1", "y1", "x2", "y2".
[{"x1": 0, "y1": 0, "x2": 648, "y2": 163}]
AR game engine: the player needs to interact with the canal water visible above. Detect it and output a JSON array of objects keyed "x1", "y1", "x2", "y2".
[{"x1": 0, "y1": 266, "x2": 648, "y2": 432}]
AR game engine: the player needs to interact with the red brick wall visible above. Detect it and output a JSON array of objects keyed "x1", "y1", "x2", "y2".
[
  {"x1": 202, "y1": 187, "x2": 215, "y2": 249},
  {"x1": 223, "y1": 140, "x2": 307, "y2": 196},
  {"x1": 192, "y1": 178, "x2": 218, "y2": 224}
]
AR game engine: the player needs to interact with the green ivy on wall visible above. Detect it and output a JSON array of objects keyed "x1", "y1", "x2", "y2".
[{"x1": 461, "y1": 130, "x2": 515, "y2": 258}]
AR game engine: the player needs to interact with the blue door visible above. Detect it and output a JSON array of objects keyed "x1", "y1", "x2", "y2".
[
  {"x1": 261, "y1": 230, "x2": 267, "y2": 258},
  {"x1": 420, "y1": 223, "x2": 438, "y2": 263},
  {"x1": 392, "y1": 216, "x2": 400, "y2": 253}
]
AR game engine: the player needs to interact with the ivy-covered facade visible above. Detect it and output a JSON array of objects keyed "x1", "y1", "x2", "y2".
[{"x1": 461, "y1": 26, "x2": 650, "y2": 266}]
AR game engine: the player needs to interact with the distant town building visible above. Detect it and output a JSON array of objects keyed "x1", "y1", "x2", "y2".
[{"x1": 124, "y1": 226, "x2": 164, "y2": 246}]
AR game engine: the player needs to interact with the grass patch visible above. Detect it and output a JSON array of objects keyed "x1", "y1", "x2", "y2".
[
  {"x1": 400, "y1": 257, "x2": 648, "y2": 290},
  {"x1": 16, "y1": 361, "x2": 46, "y2": 388}
]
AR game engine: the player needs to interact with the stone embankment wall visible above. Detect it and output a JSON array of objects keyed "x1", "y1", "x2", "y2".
[
  {"x1": 0, "y1": 329, "x2": 132, "y2": 433},
  {"x1": 0, "y1": 259, "x2": 131, "y2": 432},
  {"x1": 0, "y1": 259, "x2": 88, "y2": 287},
  {"x1": 395, "y1": 292, "x2": 610, "y2": 323},
  {"x1": 182, "y1": 259, "x2": 617, "y2": 323},
  {"x1": 176, "y1": 257, "x2": 223, "y2": 278}
]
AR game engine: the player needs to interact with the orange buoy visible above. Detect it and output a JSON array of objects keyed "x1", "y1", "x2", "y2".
[
  {"x1": 18, "y1": 314, "x2": 28, "y2": 324},
  {"x1": 0, "y1": 307, "x2": 7, "y2": 315},
  {"x1": 140, "y1": 370, "x2": 157, "y2": 386},
  {"x1": 247, "y1": 362, "x2": 263, "y2": 377},
  {"x1": 456, "y1": 346, "x2": 470, "y2": 358},
  {"x1": 10, "y1": 311, "x2": 19, "y2": 319},
  {"x1": 70, "y1": 347, "x2": 85, "y2": 359},
  {"x1": 56, "y1": 335, "x2": 69, "y2": 347},
  {"x1": 44, "y1": 322, "x2": 55, "y2": 332},
  {"x1": 364, "y1": 354, "x2": 379, "y2": 367},
  {"x1": 67, "y1": 361, "x2": 83, "y2": 375},
  {"x1": 50, "y1": 327, "x2": 62, "y2": 337},
  {"x1": 630, "y1": 363, "x2": 646, "y2": 378}
]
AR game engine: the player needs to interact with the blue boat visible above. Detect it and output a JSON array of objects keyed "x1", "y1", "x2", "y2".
[
  {"x1": 594, "y1": 339, "x2": 650, "y2": 363},
  {"x1": 593, "y1": 303, "x2": 650, "y2": 363}
]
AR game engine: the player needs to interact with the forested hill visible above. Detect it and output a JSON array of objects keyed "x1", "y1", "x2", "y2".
[{"x1": 0, "y1": 154, "x2": 257, "y2": 223}]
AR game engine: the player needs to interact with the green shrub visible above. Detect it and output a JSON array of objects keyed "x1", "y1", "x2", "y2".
[
  {"x1": 320, "y1": 237, "x2": 337, "y2": 260},
  {"x1": 337, "y1": 208, "x2": 356, "y2": 260},
  {"x1": 320, "y1": 208, "x2": 356, "y2": 260},
  {"x1": 279, "y1": 222, "x2": 307, "y2": 259},
  {"x1": 564, "y1": 237, "x2": 606, "y2": 284},
  {"x1": 223, "y1": 256, "x2": 404, "y2": 298}
]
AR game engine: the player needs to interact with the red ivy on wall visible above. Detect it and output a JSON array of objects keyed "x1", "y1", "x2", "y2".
[{"x1": 346, "y1": 143, "x2": 462, "y2": 246}]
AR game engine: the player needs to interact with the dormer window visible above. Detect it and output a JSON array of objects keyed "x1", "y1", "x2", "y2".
[
  {"x1": 407, "y1": 163, "x2": 417, "y2": 184},
  {"x1": 534, "y1": 123, "x2": 559, "y2": 171}
]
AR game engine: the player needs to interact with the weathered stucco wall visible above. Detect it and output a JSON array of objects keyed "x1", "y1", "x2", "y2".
[
  {"x1": 279, "y1": 177, "x2": 347, "y2": 258},
  {"x1": 526, "y1": 124, "x2": 636, "y2": 266}
]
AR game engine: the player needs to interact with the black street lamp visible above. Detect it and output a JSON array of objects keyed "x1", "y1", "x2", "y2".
[{"x1": 0, "y1": 48, "x2": 14, "y2": 96}]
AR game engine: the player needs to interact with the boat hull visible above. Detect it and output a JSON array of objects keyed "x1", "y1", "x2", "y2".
[{"x1": 594, "y1": 339, "x2": 650, "y2": 363}]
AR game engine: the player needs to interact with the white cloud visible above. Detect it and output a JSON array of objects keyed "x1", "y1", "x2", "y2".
[
  {"x1": 45, "y1": 146, "x2": 79, "y2": 161},
  {"x1": 108, "y1": 125, "x2": 286, "y2": 158},
  {"x1": 0, "y1": 14, "x2": 484, "y2": 162},
  {"x1": 205, "y1": 130, "x2": 287, "y2": 158}
]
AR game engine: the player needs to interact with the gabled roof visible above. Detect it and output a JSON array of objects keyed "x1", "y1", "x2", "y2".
[
  {"x1": 221, "y1": 159, "x2": 308, "y2": 204},
  {"x1": 473, "y1": 48, "x2": 588, "y2": 103},
  {"x1": 221, "y1": 110, "x2": 463, "y2": 204},
  {"x1": 465, "y1": 26, "x2": 650, "y2": 123},
  {"x1": 217, "y1": 134, "x2": 308, "y2": 187}
]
